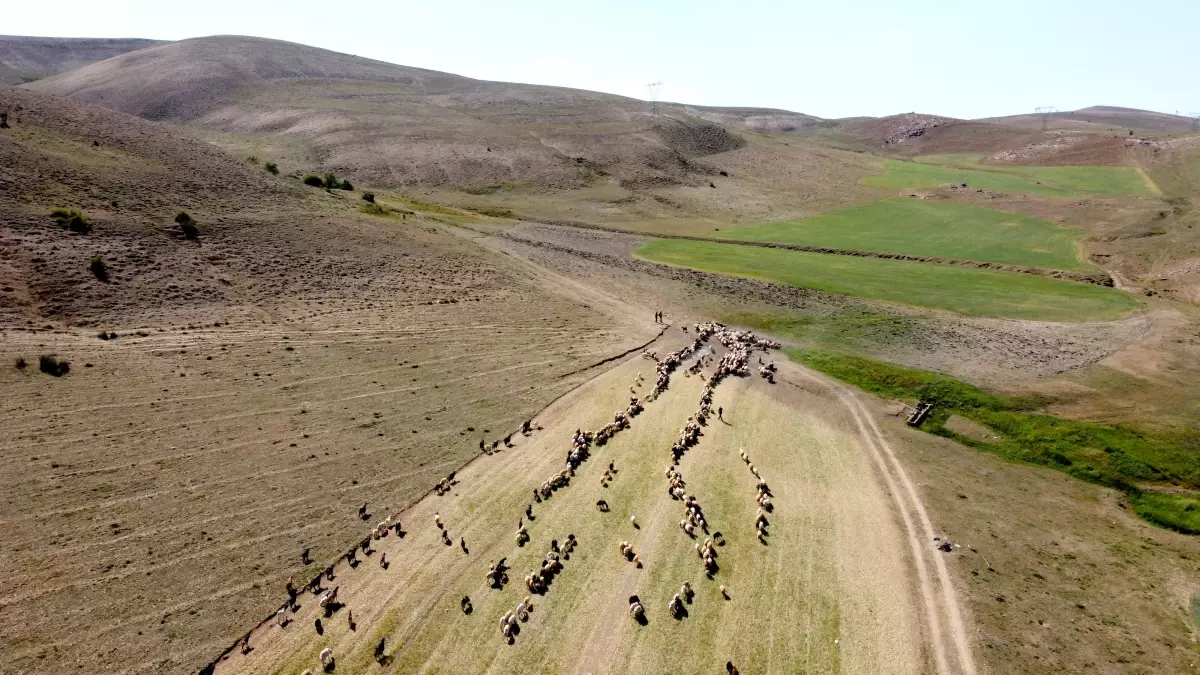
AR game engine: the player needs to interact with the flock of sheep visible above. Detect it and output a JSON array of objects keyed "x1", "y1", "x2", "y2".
[{"x1": 220, "y1": 321, "x2": 780, "y2": 674}]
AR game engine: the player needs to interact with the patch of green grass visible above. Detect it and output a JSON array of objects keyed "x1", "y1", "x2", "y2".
[
  {"x1": 785, "y1": 348, "x2": 1200, "y2": 534},
  {"x1": 863, "y1": 157, "x2": 1153, "y2": 197},
  {"x1": 636, "y1": 239, "x2": 1138, "y2": 321},
  {"x1": 1131, "y1": 492, "x2": 1200, "y2": 535},
  {"x1": 464, "y1": 206, "x2": 515, "y2": 219},
  {"x1": 727, "y1": 198, "x2": 1089, "y2": 270},
  {"x1": 360, "y1": 202, "x2": 391, "y2": 216},
  {"x1": 722, "y1": 310, "x2": 924, "y2": 352}
]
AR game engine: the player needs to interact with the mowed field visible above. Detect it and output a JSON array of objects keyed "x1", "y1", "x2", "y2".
[
  {"x1": 635, "y1": 239, "x2": 1140, "y2": 321},
  {"x1": 862, "y1": 156, "x2": 1155, "y2": 197},
  {"x1": 0, "y1": 289, "x2": 656, "y2": 673},
  {"x1": 726, "y1": 198, "x2": 1090, "y2": 270},
  {"x1": 214, "y1": 346, "x2": 926, "y2": 675}
]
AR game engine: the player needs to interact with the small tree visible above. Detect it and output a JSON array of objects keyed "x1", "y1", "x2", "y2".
[
  {"x1": 264, "y1": 162, "x2": 279, "y2": 174},
  {"x1": 0, "y1": 112, "x2": 9, "y2": 129},
  {"x1": 303, "y1": 175, "x2": 323, "y2": 187},
  {"x1": 174, "y1": 211, "x2": 199, "y2": 239},
  {"x1": 90, "y1": 256, "x2": 109, "y2": 281},
  {"x1": 340, "y1": 179, "x2": 353, "y2": 191},
  {"x1": 362, "y1": 192, "x2": 375, "y2": 203},
  {"x1": 51, "y1": 208, "x2": 91, "y2": 234},
  {"x1": 323, "y1": 173, "x2": 340, "y2": 189}
]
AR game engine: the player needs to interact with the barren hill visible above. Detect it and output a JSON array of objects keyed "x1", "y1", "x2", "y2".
[
  {"x1": 981, "y1": 106, "x2": 1197, "y2": 133},
  {"x1": 0, "y1": 35, "x2": 163, "y2": 85},
  {"x1": 0, "y1": 82, "x2": 657, "y2": 674},
  {"x1": 23, "y1": 35, "x2": 882, "y2": 216}
]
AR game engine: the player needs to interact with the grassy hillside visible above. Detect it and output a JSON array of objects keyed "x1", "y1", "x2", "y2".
[
  {"x1": 863, "y1": 156, "x2": 1154, "y2": 197},
  {"x1": 726, "y1": 197, "x2": 1089, "y2": 270},
  {"x1": 636, "y1": 239, "x2": 1139, "y2": 321}
]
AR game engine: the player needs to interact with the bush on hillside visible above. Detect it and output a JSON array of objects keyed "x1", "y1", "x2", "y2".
[
  {"x1": 246, "y1": 155, "x2": 259, "y2": 164},
  {"x1": 15, "y1": 356, "x2": 27, "y2": 370},
  {"x1": 174, "y1": 211, "x2": 199, "y2": 239},
  {"x1": 264, "y1": 162, "x2": 279, "y2": 175},
  {"x1": 323, "y1": 173, "x2": 339, "y2": 189},
  {"x1": 340, "y1": 179, "x2": 353, "y2": 191},
  {"x1": 51, "y1": 208, "x2": 91, "y2": 234},
  {"x1": 38, "y1": 354, "x2": 69, "y2": 377},
  {"x1": 303, "y1": 175, "x2": 324, "y2": 187},
  {"x1": 89, "y1": 256, "x2": 109, "y2": 281},
  {"x1": 362, "y1": 192, "x2": 375, "y2": 203},
  {"x1": 360, "y1": 203, "x2": 389, "y2": 216},
  {"x1": 97, "y1": 331, "x2": 119, "y2": 340},
  {"x1": 0, "y1": 112, "x2": 9, "y2": 129}
]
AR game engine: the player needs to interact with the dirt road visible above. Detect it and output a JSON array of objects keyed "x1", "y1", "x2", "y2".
[{"x1": 780, "y1": 361, "x2": 978, "y2": 675}]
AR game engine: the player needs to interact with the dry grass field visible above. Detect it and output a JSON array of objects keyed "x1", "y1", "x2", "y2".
[{"x1": 212, "y1": 339, "x2": 935, "y2": 675}]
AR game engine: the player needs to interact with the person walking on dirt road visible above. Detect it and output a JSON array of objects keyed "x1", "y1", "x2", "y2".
[{"x1": 718, "y1": 407, "x2": 723, "y2": 421}]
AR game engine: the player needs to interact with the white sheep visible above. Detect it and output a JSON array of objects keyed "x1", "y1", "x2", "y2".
[{"x1": 319, "y1": 647, "x2": 334, "y2": 667}]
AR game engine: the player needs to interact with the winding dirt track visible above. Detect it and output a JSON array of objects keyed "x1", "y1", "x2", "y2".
[{"x1": 780, "y1": 361, "x2": 978, "y2": 675}]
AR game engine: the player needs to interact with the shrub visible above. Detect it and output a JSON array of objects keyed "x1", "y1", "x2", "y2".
[
  {"x1": 51, "y1": 208, "x2": 91, "y2": 234},
  {"x1": 15, "y1": 357, "x2": 26, "y2": 370},
  {"x1": 323, "y1": 173, "x2": 339, "y2": 189},
  {"x1": 360, "y1": 203, "x2": 389, "y2": 216},
  {"x1": 89, "y1": 256, "x2": 108, "y2": 281},
  {"x1": 174, "y1": 211, "x2": 199, "y2": 239},
  {"x1": 38, "y1": 354, "x2": 69, "y2": 376},
  {"x1": 246, "y1": 155, "x2": 259, "y2": 164},
  {"x1": 97, "y1": 331, "x2": 118, "y2": 340},
  {"x1": 0, "y1": 112, "x2": 9, "y2": 129},
  {"x1": 303, "y1": 175, "x2": 324, "y2": 187},
  {"x1": 340, "y1": 179, "x2": 353, "y2": 191},
  {"x1": 264, "y1": 162, "x2": 279, "y2": 175},
  {"x1": 362, "y1": 192, "x2": 375, "y2": 203}
]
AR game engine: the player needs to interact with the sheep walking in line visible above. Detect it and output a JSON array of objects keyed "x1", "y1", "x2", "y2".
[{"x1": 319, "y1": 647, "x2": 334, "y2": 668}]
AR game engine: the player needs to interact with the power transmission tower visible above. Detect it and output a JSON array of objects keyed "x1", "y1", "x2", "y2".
[
  {"x1": 1034, "y1": 106, "x2": 1058, "y2": 131},
  {"x1": 647, "y1": 81, "x2": 663, "y2": 115}
]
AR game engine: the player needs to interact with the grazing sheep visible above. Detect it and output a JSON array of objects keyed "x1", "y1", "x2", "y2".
[
  {"x1": 319, "y1": 647, "x2": 334, "y2": 667},
  {"x1": 629, "y1": 595, "x2": 646, "y2": 620},
  {"x1": 669, "y1": 593, "x2": 684, "y2": 618},
  {"x1": 681, "y1": 581, "x2": 693, "y2": 602},
  {"x1": 434, "y1": 512, "x2": 443, "y2": 529},
  {"x1": 630, "y1": 515, "x2": 638, "y2": 528},
  {"x1": 374, "y1": 637, "x2": 386, "y2": 661},
  {"x1": 461, "y1": 596, "x2": 473, "y2": 614}
]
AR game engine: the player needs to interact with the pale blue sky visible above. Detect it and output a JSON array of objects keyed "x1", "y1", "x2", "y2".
[{"x1": 6, "y1": 0, "x2": 1197, "y2": 119}]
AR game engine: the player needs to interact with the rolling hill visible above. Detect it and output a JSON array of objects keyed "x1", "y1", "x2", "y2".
[
  {"x1": 981, "y1": 106, "x2": 1198, "y2": 133},
  {"x1": 0, "y1": 35, "x2": 163, "y2": 85},
  {"x1": 21, "y1": 35, "x2": 882, "y2": 218}
]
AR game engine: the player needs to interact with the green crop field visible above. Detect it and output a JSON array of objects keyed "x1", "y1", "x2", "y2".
[
  {"x1": 725, "y1": 197, "x2": 1089, "y2": 270},
  {"x1": 862, "y1": 155, "x2": 1154, "y2": 197},
  {"x1": 635, "y1": 239, "x2": 1139, "y2": 322}
]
